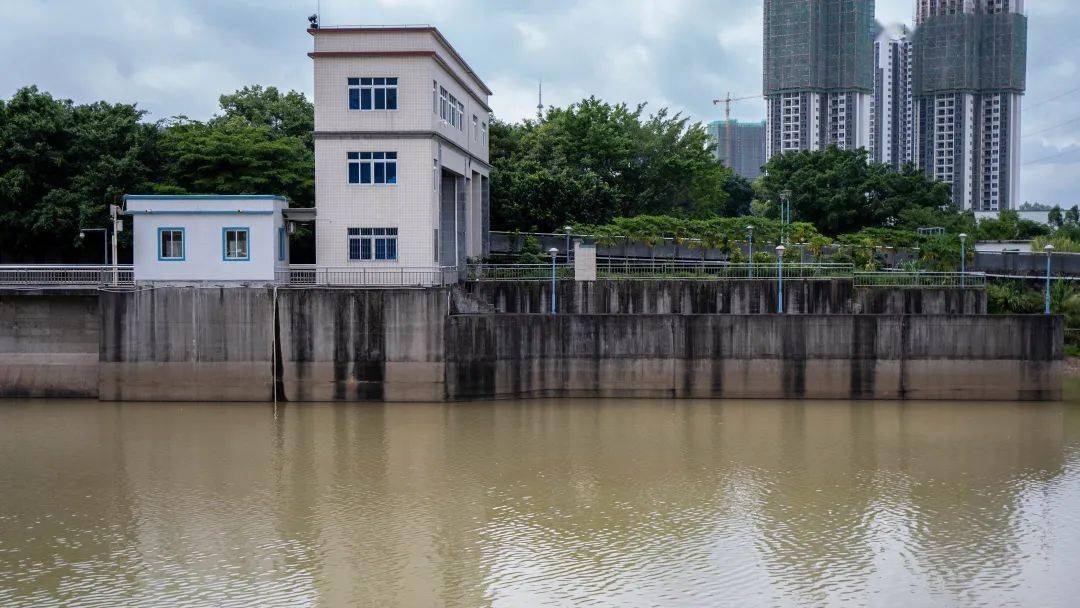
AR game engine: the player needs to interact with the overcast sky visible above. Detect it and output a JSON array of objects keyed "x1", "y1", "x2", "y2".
[{"x1": 4, "y1": 0, "x2": 1078, "y2": 205}]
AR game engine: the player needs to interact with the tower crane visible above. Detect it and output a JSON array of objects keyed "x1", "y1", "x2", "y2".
[{"x1": 712, "y1": 93, "x2": 764, "y2": 169}]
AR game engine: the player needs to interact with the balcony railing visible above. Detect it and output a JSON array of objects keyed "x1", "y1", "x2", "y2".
[
  {"x1": 275, "y1": 265, "x2": 458, "y2": 287},
  {"x1": 0, "y1": 265, "x2": 134, "y2": 287}
]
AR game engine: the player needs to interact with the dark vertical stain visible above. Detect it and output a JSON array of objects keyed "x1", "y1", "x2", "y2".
[{"x1": 850, "y1": 315, "x2": 877, "y2": 399}]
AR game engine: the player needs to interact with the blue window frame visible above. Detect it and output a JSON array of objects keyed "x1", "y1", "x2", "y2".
[
  {"x1": 348, "y1": 77, "x2": 397, "y2": 111},
  {"x1": 347, "y1": 227, "x2": 398, "y2": 261},
  {"x1": 347, "y1": 152, "x2": 397, "y2": 185},
  {"x1": 278, "y1": 226, "x2": 287, "y2": 261},
  {"x1": 157, "y1": 227, "x2": 185, "y2": 261},
  {"x1": 222, "y1": 227, "x2": 250, "y2": 261}
]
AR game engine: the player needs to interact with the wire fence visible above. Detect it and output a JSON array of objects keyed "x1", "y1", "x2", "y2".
[
  {"x1": 0, "y1": 265, "x2": 134, "y2": 287},
  {"x1": 466, "y1": 263, "x2": 574, "y2": 281},
  {"x1": 853, "y1": 272, "x2": 987, "y2": 288},
  {"x1": 595, "y1": 260, "x2": 853, "y2": 280}
]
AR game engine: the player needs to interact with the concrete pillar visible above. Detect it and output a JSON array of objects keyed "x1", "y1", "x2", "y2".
[{"x1": 574, "y1": 239, "x2": 596, "y2": 281}]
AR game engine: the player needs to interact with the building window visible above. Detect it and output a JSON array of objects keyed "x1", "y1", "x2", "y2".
[
  {"x1": 278, "y1": 226, "x2": 287, "y2": 261},
  {"x1": 348, "y1": 152, "x2": 397, "y2": 185},
  {"x1": 481, "y1": 121, "x2": 487, "y2": 146},
  {"x1": 348, "y1": 77, "x2": 397, "y2": 111},
  {"x1": 473, "y1": 115, "x2": 479, "y2": 141},
  {"x1": 439, "y1": 87, "x2": 463, "y2": 129},
  {"x1": 347, "y1": 227, "x2": 398, "y2": 261},
  {"x1": 158, "y1": 227, "x2": 185, "y2": 261},
  {"x1": 222, "y1": 227, "x2": 250, "y2": 261}
]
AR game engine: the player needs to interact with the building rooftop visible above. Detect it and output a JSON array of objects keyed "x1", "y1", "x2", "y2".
[{"x1": 307, "y1": 24, "x2": 492, "y2": 96}]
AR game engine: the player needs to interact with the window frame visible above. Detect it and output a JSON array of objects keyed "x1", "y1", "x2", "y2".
[
  {"x1": 278, "y1": 226, "x2": 287, "y2": 262},
  {"x1": 347, "y1": 152, "x2": 398, "y2": 185},
  {"x1": 348, "y1": 77, "x2": 398, "y2": 111},
  {"x1": 347, "y1": 227, "x2": 399, "y2": 262},
  {"x1": 222, "y1": 227, "x2": 251, "y2": 262},
  {"x1": 157, "y1": 227, "x2": 186, "y2": 261}
]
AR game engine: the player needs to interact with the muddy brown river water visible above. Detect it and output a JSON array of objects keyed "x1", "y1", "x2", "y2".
[{"x1": 2, "y1": 385, "x2": 1079, "y2": 607}]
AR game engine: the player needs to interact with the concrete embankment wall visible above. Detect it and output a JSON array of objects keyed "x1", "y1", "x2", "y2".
[
  {"x1": 455, "y1": 281, "x2": 987, "y2": 315},
  {"x1": 445, "y1": 314, "x2": 1061, "y2": 402},
  {"x1": 99, "y1": 288, "x2": 275, "y2": 401},
  {"x1": 0, "y1": 292, "x2": 99, "y2": 398},
  {"x1": 276, "y1": 289, "x2": 448, "y2": 402},
  {"x1": 0, "y1": 285, "x2": 1052, "y2": 402}
]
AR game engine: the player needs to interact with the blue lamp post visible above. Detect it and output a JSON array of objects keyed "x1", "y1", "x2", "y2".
[
  {"x1": 776, "y1": 245, "x2": 785, "y2": 314},
  {"x1": 959, "y1": 233, "x2": 967, "y2": 288},
  {"x1": 549, "y1": 247, "x2": 559, "y2": 314},
  {"x1": 1045, "y1": 243, "x2": 1055, "y2": 315}
]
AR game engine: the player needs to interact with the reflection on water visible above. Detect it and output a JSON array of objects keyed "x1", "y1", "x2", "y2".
[{"x1": 1, "y1": 388, "x2": 1079, "y2": 607}]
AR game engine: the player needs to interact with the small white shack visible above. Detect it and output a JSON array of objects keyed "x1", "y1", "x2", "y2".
[{"x1": 125, "y1": 195, "x2": 289, "y2": 284}]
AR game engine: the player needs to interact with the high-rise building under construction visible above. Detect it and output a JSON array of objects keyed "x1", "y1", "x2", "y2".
[
  {"x1": 912, "y1": 0, "x2": 1027, "y2": 211},
  {"x1": 871, "y1": 24, "x2": 914, "y2": 170},
  {"x1": 763, "y1": 0, "x2": 877, "y2": 158}
]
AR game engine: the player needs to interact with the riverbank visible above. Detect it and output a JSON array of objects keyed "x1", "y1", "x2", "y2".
[{"x1": 1, "y1": 284, "x2": 1063, "y2": 402}]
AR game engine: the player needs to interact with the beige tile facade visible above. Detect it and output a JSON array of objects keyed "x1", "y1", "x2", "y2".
[{"x1": 310, "y1": 26, "x2": 491, "y2": 280}]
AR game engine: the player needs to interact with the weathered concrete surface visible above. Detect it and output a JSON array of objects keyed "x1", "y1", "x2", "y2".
[
  {"x1": 276, "y1": 289, "x2": 448, "y2": 402},
  {"x1": 456, "y1": 281, "x2": 987, "y2": 315},
  {"x1": 445, "y1": 315, "x2": 1060, "y2": 401},
  {"x1": 0, "y1": 295, "x2": 99, "y2": 397},
  {"x1": 99, "y1": 288, "x2": 275, "y2": 401}
]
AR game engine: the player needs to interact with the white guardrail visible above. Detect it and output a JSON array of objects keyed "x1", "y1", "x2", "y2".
[{"x1": 0, "y1": 265, "x2": 134, "y2": 287}]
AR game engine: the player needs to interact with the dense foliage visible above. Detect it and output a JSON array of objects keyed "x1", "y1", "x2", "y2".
[
  {"x1": 0, "y1": 85, "x2": 313, "y2": 262},
  {"x1": 490, "y1": 98, "x2": 740, "y2": 232},
  {"x1": 757, "y1": 147, "x2": 953, "y2": 235}
]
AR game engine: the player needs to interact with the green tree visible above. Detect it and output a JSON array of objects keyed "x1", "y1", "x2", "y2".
[
  {"x1": 757, "y1": 146, "x2": 952, "y2": 235},
  {"x1": 215, "y1": 85, "x2": 314, "y2": 149},
  {"x1": 157, "y1": 117, "x2": 314, "y2": 207},
  {"x1": 490, "y1": 97, "x2": 733, "y2": 231},
  {"x1": 1048, "y1": 205, "x2": 1063, "y2": 228},
  {"x1": 0, "y1": 86, "x2": 159, "y2": 262},
  {"x1": 1066, "y1": 205, "x2": 1079, "y2": 226}
]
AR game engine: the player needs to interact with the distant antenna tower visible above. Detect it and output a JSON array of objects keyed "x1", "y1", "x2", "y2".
[{"x1": 537, "y1": 80, "x2": 543, "y2": 119}]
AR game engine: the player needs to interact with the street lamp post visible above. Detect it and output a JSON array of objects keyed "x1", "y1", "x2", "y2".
[
  {"x1": 564, "y1": 225, "x2": 573, "y2": 264},
  {"x1": 959, "y1": 233, "x2": 968, "y2": 288},
  {"x1": 78, "y1": 227, "x2": 108, "y2": 265},
  {"x1": 549, "y1": 247, "x2": 559, "y2": 314},
  {"x1": 746, "y1": 224, "x2": 754, "y2": 279},
  {"x1": 1045, "y1": 244, "x2": 1055, "y2": 315},
  {"x1": 776, "y1": 245, "x2": 785, "y2": 314}
]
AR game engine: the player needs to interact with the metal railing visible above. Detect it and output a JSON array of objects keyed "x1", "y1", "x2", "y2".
[
  {"x1": 853, "y1": 271, "x2": 987, "y2": 288},
  {"x1": 466, "y1": 263, "x2": 574, "y2": 281},
  {"x1": 0, "y1": 265, "x2": 134, "y2": 287},
  {"x1": 275, "y1": 266, "x2": 458, "y2": 287},
  {"x1": 596, "y1": 260, "x2": 854, "y2": 280}
]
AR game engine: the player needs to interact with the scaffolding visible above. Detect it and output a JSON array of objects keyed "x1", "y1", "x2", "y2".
[
  {"x1": 763, "y1": 0, "x2": 876, "y2": 95},
  {"x1": 911, "y1": 11, "x2": 1027, "y2": 95}
]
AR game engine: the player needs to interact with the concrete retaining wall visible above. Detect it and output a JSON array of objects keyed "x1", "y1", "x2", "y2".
[
  {"x1": 445, "y1": 314, "x2": 1061, "y2": 401},
  {"x1": 99, "y1": 288, "x2": 275, "y2": 401},
  {"x1": 455, "y1": 281, "x2": 986, "y2": 315},
  {"x1": 0, "y1": 287, "x2": 1053, "y2": 402},
  {"x1": 276, "y1": 289, "x2": 448, "y2": 402},
  {"x1": 0, "y1": 293, "x2": 99, "y2": 397}
]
